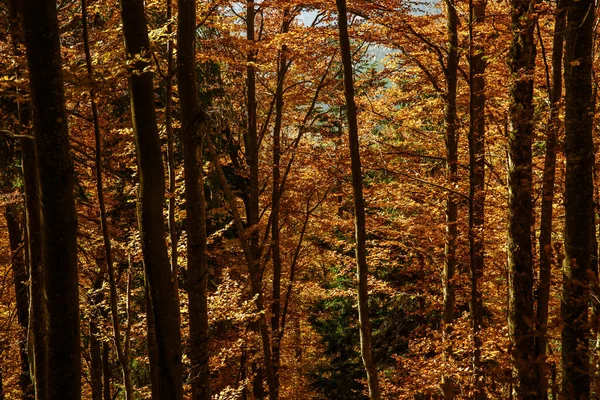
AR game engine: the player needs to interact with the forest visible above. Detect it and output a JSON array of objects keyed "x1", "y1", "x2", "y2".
[{"x1": 0, "y1": 0, "x2": 597, "y2": 398}]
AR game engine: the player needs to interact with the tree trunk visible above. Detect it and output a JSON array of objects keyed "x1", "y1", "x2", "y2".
[
  {"x1": 102, "y1": 342, "x2": 111, "y2": 400},
  {"x1": 441, "y1": 0, "x2": 459, "y2": 396},
  {"x1": 204, "y1": 135, "x2": 277, "y2": 400},
  {"x1": 468, "y1": 0, "x2": 486, "y2": 395},
  {"x1": 20, "y1": 0, "x2": 80, "y2": 397},
  {"x1": 536, "y1": 1, "x2": 565, "y2": 397},
  {"x1": 176, "y1": 0, "x2": 211, "y2": 398},
  {"x1": 336, "y1": 1, "x2": 381, "y2": 398},
  {"x1": 89, "y1": 274, "x2": 104, "y2": 400},
  {"x1": 5, "y1": 206, "x2": 33, "y2": 399},
  {"x1": 82, "y1": 1, "x2": 134, "y2": 397},
  {"x1": 119, "y1": 0, "x2": 183, "y2": 397},
  {"x1": 245, "y1": 3, "x2": 267, "y2": 398},
  {"x1": 561, "y1": 0, "x2": 595, "y2": 396},
  {"x1": 271, "y1": 9, "x2": 291, "y2": 398},
  {"x1": 506, "y1": 0, "x2": 537, "y2": 396},
  {"x1": 22, "y1": 139, "x2": 43, "y2": 400},
  {"x1": 166, "y1": 0, "x2": 178, "y2": 286}
]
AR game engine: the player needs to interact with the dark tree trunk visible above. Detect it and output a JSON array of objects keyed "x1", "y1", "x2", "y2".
[
  {"x1": 165, "y1": 0, "x2": 178, "y2": 286},
  {"x1": 20, "y1": 0, "x2": 80, "y2": 397},
  {"x1": 5, "y1": 206, "x2": 33, "y2": 399},
  {"x1": 271, "y1": 9, "x2": 291, "y2": 397},
  {"x1": 561, "y1": 0, "x2": 595, "y2": 396},
  {"x1": 89, "y1": 274, "x2": 104, "y2": 400},
  {"x1": 119, "y1": 0, "x2": 183, "y2": 397},
  {"x1": 336, "y1": 1, "x2": 380, "y2": 398},
  {"x1": 102, "y1": 342, "x2": 111, "y2": 400},
  {"x1": 176, "y1": 0, "x2": 211, "y2": 398},
  {"x1": 441, "y1": 0, "x2": 459, "y2": 396},
  {"x1": 22, "y1": 139, "x2": 43, "y2": 400},
  {"x1": 536, "y1": 1, "x2": 566, "y2": 398},
  {"x1": 468, "y1": 0, "x2": 486, "y2": 395},
  {"x1": 6, "y1": 4, "x2": 40, "y2": 396},
  {"x1": 506, "y1": 0, "x2": 537, "y2": 396}
]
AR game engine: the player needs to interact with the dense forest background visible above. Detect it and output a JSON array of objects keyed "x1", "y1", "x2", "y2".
[{"x1": 0, "y1": 0, "x2": 598, "y2": 398}]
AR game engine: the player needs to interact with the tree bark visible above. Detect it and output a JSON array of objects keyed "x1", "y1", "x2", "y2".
[
  {"x1": 165, "y1": 0, "x2": 178, "y2": 289},
  {"x1": 176, "y1": 0, "x2": 211, "y2": 398},
  {"x1": 561, "y1": 0, "x2": 595, "y2": 396},
  {"x1": 89, "y1": 273, "x2": 104, "y2": 400},
  {"x1": 468, "y1": 0, "x2": 486, "y2": 395},
  {"x1": 271, "y1": 9, "x2": 291, "y2": 398},
  {"x1": 336, "y1": 1, "x2": 381, "y2": 398},
  {"x1": 119, "y1": 0, "x2": 183, "y2": 397},
  {"x1": 20, "y1": 0, "x2": 80, "y2": 396},
  {"x1": 5, "y1": 206, "x2": 33, "y2": 399},
  {"x1": 536, "y1": 1, "x2": 565, "y2": 397},
  {"x1": 102, "y1": 342, "x2": 111, "y2": 400},
  {"x1": 441, "y1": 0, "x2": 459, "y2": 396},
  {"x1": 506, "y1": 0, "x2": 537, "y2": 396},
  {"x1": 22, "y1": 139, "x2": 43, "y2": 400}
]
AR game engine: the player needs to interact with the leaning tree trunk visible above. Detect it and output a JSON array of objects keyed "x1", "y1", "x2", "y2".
[
  {"x1": 441, "y1": 0, "x2": 459, "y2": 397},
  {"x1": 506, "y1": 0, "x2": 537, "y2": 396},
  {"x1": 561, "y1": 0, "x2": 595, "y2": 396},
  {"x1": 177, "y1": 0, "x2": 211, "y2": 397},
  {"x1": 468, "y1": 0, "x2": 486, "y2": 395},
  {"x1": 336, "y1": 1, "x2": 381, "y2": 398},
  {"x1": 119, "y1": 0, "x2": 183, "y2": 398},
  {"x1": 536, "y1": 1, "x2": 566, "y2": 397},
  {"x1": 20, "y1": 0, "x2": 80, "y2": 397}
]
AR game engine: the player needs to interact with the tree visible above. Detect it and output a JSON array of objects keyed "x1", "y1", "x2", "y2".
[
  {"x1": 119, "y1": 0, "x2": 183, "y2": 397},
  {"x1": 561, "y1": 0, "x2": 595, "y2": 396},
  {"x1": 82, "y1": 0, "x2": 133, "y2": 396},
  {"x1": 177, "y1": 0, "x2": 211, "y2": 397},
  {"x1": 20, "y1": 0, "x2": 80, "y2": 397},
  {"x1": 536, "y1": 0, "x2": 566, "y2": 397},
  {"x1": 468, "y1": 0, "x2": 486, "y2": 394},
  {"x1": 441, "y1": 0, "x2": 460, "y2": 396},
  {"x1": 336, "y1": 1, "x2": 381, "y2": 398},
  {"x1": 506, "y1": 0, "x2": 536, "y2": 396}
]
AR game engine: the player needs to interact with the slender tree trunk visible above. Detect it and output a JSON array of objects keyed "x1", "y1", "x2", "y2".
[
  {"x1": 165, "y1": 0, "x2": 178, "y2": 288},
  {"x1": 102, "y1": 342, "x2": 111, "y2": 400},
  {"x1": 204, "y1": 135, "x2": 277, "y2": 400},
  {"x1": 82, "y1": 1, "x2": 134, "y2": 397},
  {"x1": 441, "y1": 0, "x2": 459, "y2": 397},
  {"x1": 561, "y1": 0, "x2": 595, "y2": 396},
  {"x1": 6, "y1": 4, "x2": 41, "y2": 396},
  {"x1": 271, "y1": 9, "x2": 291, "y2": 397},
  {"x1": 5, "y1": 206, "x2": 33, "y2": 399},
  {"x1": 22, "y1": 139, "x2": 43, "y2": 400},
  {"x1": 20, "y1": 0, "x2": 80, "y2": 397},
  {"x1": 245, "y1": 3, "x2": 266, "y2": 397},
  {"x1": 90, "y1": 320, "x2": 102, "y2": 400},
  {"x1": 468, "y1": 0, "x2": 486, "y2": 395},
  {"x1": 336, "y1": 1, "x2": 380, "y2": 398},
  {"x1": 119, "y1": 0, "x2": 183, "y2": 397},
  {"x1": 536, "y1": 1, "x2": 565, "y2": 397},
  {"x1": 176, "y1": 0, "x2": 211, "y2": 397},
  {"x1": 506, "y1": 0, "x2": 537, "y2": 396},
  {"x1": 90, "y1": 273, "x2": 104, "y2": 400}
]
